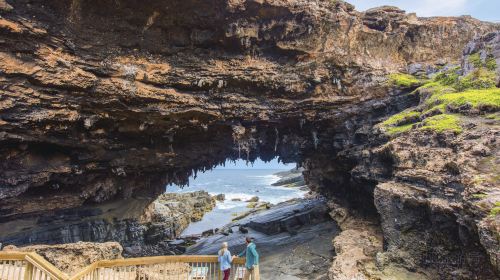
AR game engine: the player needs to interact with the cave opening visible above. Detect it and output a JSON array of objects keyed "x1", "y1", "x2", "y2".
[
  {"x1": 171, "y1": 158, "x2": 340, "y2": 279},
  {"x1": 165, "y1": 157, "x2": 306, "y2": 237}
]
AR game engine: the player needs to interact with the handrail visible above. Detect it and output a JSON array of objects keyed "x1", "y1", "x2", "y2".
[
  {"x1": 25, "y1": 252, "x2": 69, "y2": 280},
  {"x1": 0, "y1": 251, "x2": 247, "y2": 280},
  {"x1": 0, "y1": 251, "x2": 69, "y2": 280},
  {"x1": 0, "y1": 251, "x2": 26, "y2": 260},
  {"x1": 69, "y1": 262, "x2": 97, "y2": 280},
  {"x1": 96, "y1": 255, "x2": 246, "y2": 267}
]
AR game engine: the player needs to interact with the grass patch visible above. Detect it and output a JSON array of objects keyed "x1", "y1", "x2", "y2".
[
  {"x1": 419, "y1": 114, "x2": 462, "y2": 133},
  {"x1": 381, "y1": 86, "x2": 499, "y2": 135},
  {"x1": 433, "y1": 66, "x2": 461, "y2": 86},
  {"x1": 385, "y1": 123, "x2": 414, "y2": 135},
  {"x1": 388, "y1": 73, "x2": 422, "y2": 88},
  {"x1": 380, "y1": 61, "x2": 498, "y2": 136},
  {"x1": 382, "y1": 110, "x2": 421, "y2": 126},
  {"x1": 469, "y1": 52, "x2": 498, "y2": 72},
  {"x1": 455, "y1": 68, "x2": 497, "y2": 91},
  {"x1": 381, "y1": 110, "x2": 421, "y2": 136},
  {"x1": 426, "y1": 88, "x2": 500, "y2": 111},
  {"x1": 490, "y1": 202, "x2": 500, "y2": 216},
  {"x1": 431, "y1": 66, "x2": 496, "y2": 91}
]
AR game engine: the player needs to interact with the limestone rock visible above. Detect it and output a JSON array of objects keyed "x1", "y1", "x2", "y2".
[{"x1": 3, "y1": 242, "x2": 123, "y2": 276}]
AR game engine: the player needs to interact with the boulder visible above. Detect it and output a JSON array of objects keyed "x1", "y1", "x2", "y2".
[
  {"x1": 215, "y1": 194, "x2": 225, "y2": 201},
  {"x1": 246, "y1": 196, "x2": 259, "y2": 203},
  {"x1": 242, "y1": 199, "x2": 330, "y2": 235}
]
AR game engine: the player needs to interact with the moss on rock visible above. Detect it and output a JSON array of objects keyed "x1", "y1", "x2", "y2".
[
  {"x1": 419, "y1": 114, "x2": 462, "y2": 133},
  {"x1": 387, "y1": 73, "x2": 422, "y2": 88},
  {"x1": 490, "y1": 202, "x2": 500, "y2": 217},
  {"x1": 381, "y1": 61, "x2": 499, "y2": 136},
  {"x1": 427, "y1": 88, "x2": 500, "y2": 112}
]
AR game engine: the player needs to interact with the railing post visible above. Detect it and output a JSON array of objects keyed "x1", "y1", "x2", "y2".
[
  {"x1": 24, "y1": 262, "x2": 33, "y2": 280},
  {"x1": 218, "y1": 266, "x2": 221, "y2": 280}
]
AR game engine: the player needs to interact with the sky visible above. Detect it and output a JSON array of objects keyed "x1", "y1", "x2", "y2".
[
  {"x1": 348, "y1": 0, "x2": 500, "y2": 22},
  {"x1": 217, "y1": 158, "x2": 293, "y2": 169}
]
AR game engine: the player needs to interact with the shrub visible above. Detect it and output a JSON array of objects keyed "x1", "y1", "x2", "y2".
[
  {"x1": 455, "y1": 68, "x2": 497, "y2": 91},
  {"x1": 468, "y1": 53, "x2": 483, "y2": 68},
  {"x1": 433, "y1": 66, "x2": 461, "y2": 86},
  {"x1": 486, "y1": 56, "x2": 497, "y2": 71}
]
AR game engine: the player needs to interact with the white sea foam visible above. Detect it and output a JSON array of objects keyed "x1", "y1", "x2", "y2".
[
  {"x1": 216, "y1": 200, "x2": 245, "y2": 210},
  {"x1": 223, "y1": 193, "x2": 256, "y2": 201},
  {"x1": 247, "y1": 174, "x2": 280, "y2": 184},
  {"x1": 266, "y1": 190, "x2": 308, "y2": 204}
]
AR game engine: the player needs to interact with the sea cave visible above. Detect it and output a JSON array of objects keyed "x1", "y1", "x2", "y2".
[{"x1": 0, "y1": 0, "x2": 499, "y2": 279}]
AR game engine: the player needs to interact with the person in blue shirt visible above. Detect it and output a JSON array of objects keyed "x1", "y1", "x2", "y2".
[
  {"x1": 236, "y1": 237, "x2": 260, "y2": 280},
  {"x1": 218, "y1": 242, "x2": 232, "y2": 280}
]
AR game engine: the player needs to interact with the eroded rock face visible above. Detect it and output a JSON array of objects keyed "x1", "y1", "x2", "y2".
[
  {"x1": 1, "y1": 192, "x2": 215, "y2": 257},
  {"x1": 0, "y1": 0, "x2": 496, "y2": 219},
  {"x1": 149, "y1": 191, "x2": 216, "y2": 236},
  {"x1": 0, "y1": 0, "x2": 499, "y2": 279}
]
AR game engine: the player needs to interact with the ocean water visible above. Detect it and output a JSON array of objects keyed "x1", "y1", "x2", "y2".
[{"x1": 167, "y1": 168, "x2": 307, "y2": 236}]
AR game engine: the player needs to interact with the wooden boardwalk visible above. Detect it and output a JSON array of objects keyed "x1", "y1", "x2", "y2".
[{"x1": 0, "y1": 252, "x2": 246, "y2": 280}]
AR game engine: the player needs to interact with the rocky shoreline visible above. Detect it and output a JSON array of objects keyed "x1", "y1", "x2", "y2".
[
  {"x1": 2, "y1": 171, "x2": 328, "y2": 278},
  {"x1": 187, "y1": 197, "x2": 337, "y2": 280},
  {"x1": 0, "y1": 191, "x2": 217, "y2": 257}
]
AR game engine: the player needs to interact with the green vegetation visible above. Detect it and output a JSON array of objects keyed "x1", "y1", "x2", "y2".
[
  {"x1": 490, "y1": 202, "x2": 500, "y2": 217},
  {"x1": 419, "y1": 114, "x2": 462, "y2": 133},
  {"x1": 486, "y1": 56, "x2": 497, "y2": 71},
  {"x1": 388, "y1": 73, "x2": 422, "y2": 88},
  {"x1": 472, "y1": 193, "x2": 488, "y2": 199},
  {"x1": 426, "y1": 88, "x2": 500, "y2": 111},
  {"x1": 432, "y1": 66, "x2": 496, "y2": 91},
  {"x1": 385, "y1": 123, "x2": 414, "y2": 135},
  {"x1": 382, "y1": 110, "x2": 421, "y2": 126},
  {"x1": 469, "y1": 52, "x2": 498, "y2": 72},
  {"x1": 382, "y1": 110, "x2": 420, "y2": 135},
  {"x1": 433, "y1": 67, "x2": 461, "y2": 86},
  {"x1": 381, "y1": 59, "x2": 499, "y2": 136},
  {"x1": 455, "y1": 69, "x2": 497, "y2": 91},
  {"x1": 468, "y1": 53, "x2": 483, "y2": 68}
]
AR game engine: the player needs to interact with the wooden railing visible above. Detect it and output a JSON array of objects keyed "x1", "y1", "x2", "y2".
[
  {"x1": 0, "y1": 251, "x2": 68, "y2": 280},
  {"x1": 0, "y1": 252, "x2": 246, "y2": 280}
]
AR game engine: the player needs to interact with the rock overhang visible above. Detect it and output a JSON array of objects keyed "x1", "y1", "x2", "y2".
[{"x1": 0, "y1": 0, "x2": 499, "y2": 265}]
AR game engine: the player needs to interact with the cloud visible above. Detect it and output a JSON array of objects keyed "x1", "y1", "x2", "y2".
[
  {"x1": 348, "y1": 0, "x2": 470, "y2": 17},
  {"x1": 411, "y1": 0, "x2": 468, "y2": 17}
]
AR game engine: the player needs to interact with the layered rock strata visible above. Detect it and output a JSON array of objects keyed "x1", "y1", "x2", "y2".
[
  {"x1": 0, "y1": 1, "x2": 496, "y2": 219},
  {"x1": 0, "y1": 0, "x2": 499, "y2": 279},
  {"x1": 1, "y1": 191, "x2": 215, "y2": 257}
]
